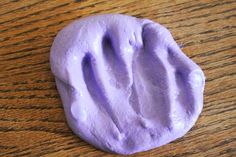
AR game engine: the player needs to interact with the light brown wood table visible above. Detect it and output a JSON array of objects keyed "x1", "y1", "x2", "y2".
[{"x1": 0, "y1": 0, "x2": 235, "y2": 156}]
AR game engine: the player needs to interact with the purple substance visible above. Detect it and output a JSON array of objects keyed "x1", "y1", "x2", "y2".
[{"x1": 50, "y1": 14, "x2": 205, "y2": 155}]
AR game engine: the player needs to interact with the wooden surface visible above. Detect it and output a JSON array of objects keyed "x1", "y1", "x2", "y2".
[{"x1": 0, "y1": 0, "x2": 236, "y2": 156}]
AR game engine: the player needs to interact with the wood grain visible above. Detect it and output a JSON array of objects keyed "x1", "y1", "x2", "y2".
[{"x1": 0, "y1": 0, "x2": 236, "y2": 156}]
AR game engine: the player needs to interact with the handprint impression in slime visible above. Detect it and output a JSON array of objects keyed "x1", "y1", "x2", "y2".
[{"x1": 50, "y1": 14, "x2": 205, "y2": 155}]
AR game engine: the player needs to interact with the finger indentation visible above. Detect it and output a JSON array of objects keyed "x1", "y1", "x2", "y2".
[
  {"x1": 102, "y1": 34, "x2": 130, "y2": 88},
  {"x1": 167, "y1": 45, "x2": 204, "y2": 116},
  {"x1": 129, "y1": 51, "x2": 172, "y2": 129},
  {"x1": 175, "y1": 70, "x2": 195, "y2": 114},
  {"x1": 82, "y1": 53, "x2": 123, "y2": 133}
]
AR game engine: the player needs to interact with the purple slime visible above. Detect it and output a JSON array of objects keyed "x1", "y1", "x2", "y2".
[{"x1": 50, "y1": 14, "x2": 205, "y2": 155}]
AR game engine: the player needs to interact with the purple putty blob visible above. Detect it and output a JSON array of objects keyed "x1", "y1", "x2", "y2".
[{"x1": 50, "y1": 14, "x2": 205, "y2": 155}]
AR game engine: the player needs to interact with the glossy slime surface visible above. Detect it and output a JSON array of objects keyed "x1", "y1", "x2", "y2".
[{"x1": 50, "y1": 14, "x2": 205, "y2": 155}]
